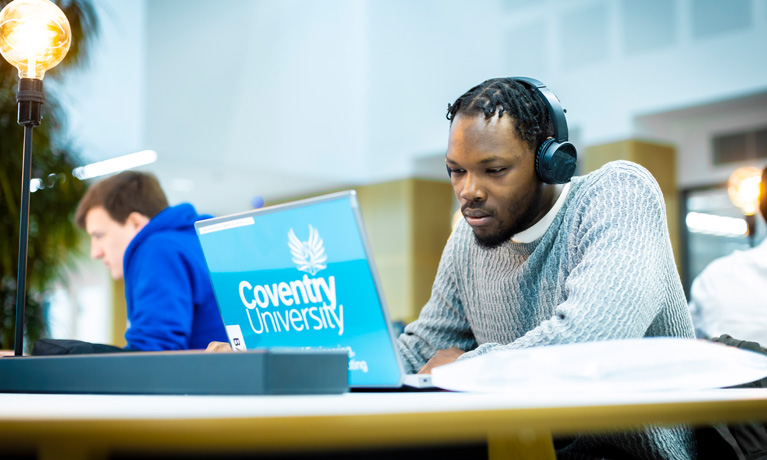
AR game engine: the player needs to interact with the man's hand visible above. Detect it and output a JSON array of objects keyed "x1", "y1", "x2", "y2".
[
  {"x1": 417, "y1": 347, "x2": 465, "y2": 374},
  {"x1": 205, "y1": 341, "x2": 232, "y2": 352}
]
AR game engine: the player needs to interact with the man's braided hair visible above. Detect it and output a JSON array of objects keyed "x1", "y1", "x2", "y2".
[{"x1": 446, "y1": 77, "x2": 554, "y2": 152}]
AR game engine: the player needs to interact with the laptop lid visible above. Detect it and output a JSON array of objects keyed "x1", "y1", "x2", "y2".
[{"x1": 195, "y1": 191, "x2": 407, "y2": 388}]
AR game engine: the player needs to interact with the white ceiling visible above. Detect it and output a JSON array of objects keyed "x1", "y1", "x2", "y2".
[{"x1": 59, "y1": 0, "x2": 767, "y2": 216}]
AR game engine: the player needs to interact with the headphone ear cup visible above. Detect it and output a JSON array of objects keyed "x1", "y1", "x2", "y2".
[
  {"x1": 534, "y1": 138, "x2": 556, "y2": 183},
  {"x1": 535, "y1": 139, "x2": 577, "y2": 184}
]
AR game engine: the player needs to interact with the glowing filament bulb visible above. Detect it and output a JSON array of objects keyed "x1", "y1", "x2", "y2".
[
  {"x1": 0, "y1": 0, "x2": 71, "y2": 80},
  {"x1": 728, "y1": 166, "x2": 762, "y2": 216}
]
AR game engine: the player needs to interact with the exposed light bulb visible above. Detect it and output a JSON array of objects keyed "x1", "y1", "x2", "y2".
[
  {"x1": 0, "y1": 0, "x2": 71, "y2": 80},
  {"x1": 727, "y1": 166, "x2": 762, "y2": 216}
]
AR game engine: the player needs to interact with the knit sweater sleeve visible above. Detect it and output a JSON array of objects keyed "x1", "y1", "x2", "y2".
[
  {"x1": 397, "y1": 232, "x2": 478, "y2": 373},
  {"x1": 463, "y1": 163, "x2": 681, "y2": 359}
]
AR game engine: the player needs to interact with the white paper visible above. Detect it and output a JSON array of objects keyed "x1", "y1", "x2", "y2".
[{"x1": 431, "y1": 337, "x2": 767, "y2": 393}]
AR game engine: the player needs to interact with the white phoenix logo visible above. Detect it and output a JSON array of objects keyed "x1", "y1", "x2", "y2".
[{"x1": 288, "y1": 225, "x2": 327, "y2": 275}]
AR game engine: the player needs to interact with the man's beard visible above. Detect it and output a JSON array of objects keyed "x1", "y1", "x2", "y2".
[{"x1": 471, "y1": 186, "x2": 544, "y2": 250}]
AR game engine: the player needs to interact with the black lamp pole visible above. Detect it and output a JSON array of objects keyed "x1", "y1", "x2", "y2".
[
  {"x1": 13, "y1": 77, "x2": 44, "y2": 356},
  {"x1": 745, "y1": 213, "x2": 756, "y2": 248}
]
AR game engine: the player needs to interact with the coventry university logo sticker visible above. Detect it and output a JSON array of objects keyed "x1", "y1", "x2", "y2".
[{"x1": 288, "y1": 225, "x2": 327, "y2": 275}]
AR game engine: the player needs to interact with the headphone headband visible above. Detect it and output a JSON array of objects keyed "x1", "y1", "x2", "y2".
[
  {"x1": 511, "y1": 77, "x2": 577, "y2": 184},
  {"x1": 511, "y1": 77, "x2": 569, "y2": 144}
]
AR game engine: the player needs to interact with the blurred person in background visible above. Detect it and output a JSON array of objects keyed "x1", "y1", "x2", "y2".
[
  {"x1": 688, "y1": 165, "x2": 767, "y2": 344},
  {"x1": 75, "y1": 171, "x2": 227, "y2": 351}
]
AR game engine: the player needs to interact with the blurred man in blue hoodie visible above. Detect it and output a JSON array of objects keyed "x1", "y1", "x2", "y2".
[{"x1": 75, "y1": 171, "x2": 227, "y2": 350}]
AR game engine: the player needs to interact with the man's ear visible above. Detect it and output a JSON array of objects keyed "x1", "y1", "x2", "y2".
[{"x1": 125, "y1": 212, "x2": 151, "y2": 232}]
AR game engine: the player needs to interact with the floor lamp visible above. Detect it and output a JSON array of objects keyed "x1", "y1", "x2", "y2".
[{"x1": 0, "y1": 0, "x2": 72, "y2": 356}]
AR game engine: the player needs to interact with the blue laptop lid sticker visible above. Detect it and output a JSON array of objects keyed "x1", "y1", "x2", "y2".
[{"x1": 197, "y1": 195, "x2": 401, "y2": 387}]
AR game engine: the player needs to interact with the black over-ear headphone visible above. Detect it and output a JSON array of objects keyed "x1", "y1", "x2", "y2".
[{"x1": 512, "y1": 77, "x2": 577, "y2": 184}]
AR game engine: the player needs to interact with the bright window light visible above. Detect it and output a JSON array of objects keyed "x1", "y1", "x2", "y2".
[
  {"x1": 73, "y1": 150, "x2": 157, "y2": 180},
  {"x1": 685, "y1": 211, "x2": 748, "y2": 237}
]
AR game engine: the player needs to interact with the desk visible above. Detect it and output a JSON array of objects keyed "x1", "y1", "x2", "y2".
[{"x1": 1, "y1": 389, "x2": 767, "y2": 459}]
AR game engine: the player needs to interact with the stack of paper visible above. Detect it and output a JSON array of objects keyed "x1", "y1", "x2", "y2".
[{"x1": 431, "y1": 337, "x2": 767, "y2": 393}]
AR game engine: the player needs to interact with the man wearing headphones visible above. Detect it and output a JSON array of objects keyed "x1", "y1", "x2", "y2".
[{"x1": 397, "y1": 78, "x2": 695, "y2": 459}]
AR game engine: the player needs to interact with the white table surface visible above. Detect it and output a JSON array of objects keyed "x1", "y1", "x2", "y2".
[{"x1": 2, "y1": 387, "x2": 767, "y2": 420}]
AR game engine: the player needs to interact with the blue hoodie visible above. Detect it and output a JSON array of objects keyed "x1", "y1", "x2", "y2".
[{"x1": 122, "y1": 203, "x2": 227, "y2": 350}]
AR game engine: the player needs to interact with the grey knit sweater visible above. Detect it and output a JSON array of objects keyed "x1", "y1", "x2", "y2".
[{"x1": 398, "y1": 161, "x2": 696, "y2": 460}]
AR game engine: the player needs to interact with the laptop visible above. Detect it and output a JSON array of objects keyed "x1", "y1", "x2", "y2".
[{"x1": 194, "y1": 190, "x2": 432, "y2": 389}]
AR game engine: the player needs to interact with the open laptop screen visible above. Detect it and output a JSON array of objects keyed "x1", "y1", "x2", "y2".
[{"x1": 195, "y1": 191, "x2": 403, "y2": 387}]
